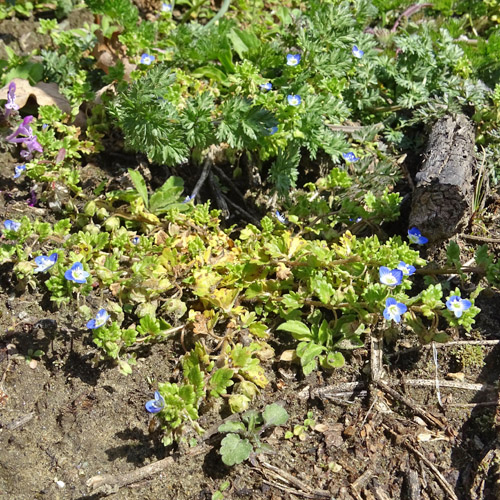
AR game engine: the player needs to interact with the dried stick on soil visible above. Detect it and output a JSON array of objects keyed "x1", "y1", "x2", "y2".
[
  {"x1": 373, "y1": 379, "x2": 446, "y2": 430},
  {"x1": 461, "y1": 233, "x2": 500, "y2": 244},
  {"x1": 404, "y1": 379, "x2": 494, "y2": 392},
  {"x1": 382, "y1": 422, "x2": 459, "y2": 500}
]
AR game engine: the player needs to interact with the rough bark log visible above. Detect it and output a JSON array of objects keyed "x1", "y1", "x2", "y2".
[{"x1": 409, "y1": 114, "x2": 475, "y2": 243}]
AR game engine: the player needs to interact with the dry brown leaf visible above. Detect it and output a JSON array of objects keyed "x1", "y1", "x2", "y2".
[{"x1": 0, "y1": 78, "x2": 71, "y2": 114}]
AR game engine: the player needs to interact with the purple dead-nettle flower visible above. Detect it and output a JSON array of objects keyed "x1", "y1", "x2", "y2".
[
  {"x1": 6, "y1": 115, "x2": 34, "y2": 143},
  {"x1": 446, "y1": 295, "x2": 471, "y2": 318},
  {"x1": 86, "y1": 309, "x2": 110, "y2": 329},
  {"x1": 145, "y1": 390, "x2": 165, "y2": 413},
  {"x1": 34, "y1": 253, "x2": 58, "y2": 273},
  {"x1": 140, "y1": 53, "x2": 155, "y2": 65},
  {"x1": 408, "y1": 227, "x2": 428, "y2": 245},
  {"x1": 13, "y1": 164, "x2": 26, "y2": 179},
  {"x1": 4, "y1": 220, "x2": 21, "y2": 232},
  {"x1": 379, "y1": 266, "x2": 403, "y2": 287},
  {"x1": 287, "y1": 94, "x2": 301, "y2": 106},
  {"x1": 64, "y1": 262, "x2": 90, "y2": 284},
  {"x1": 275, "y1": 210, "x2": 287, "y2": 224},
  {"x1": 352, "y1": 45, "x2": 364, "y2": 59},
  {"x1": 161, "y1": 2, "x2": 172, "y2": 11},
  {"x1": 383, "y1": 297, "x2": 407, "y2": 323},
  {"x1": 28, "y1": 190, "x2": 37, "y2": 207},
  {"x1": 397, "y1": 261, "x2": 416, "y2": 276},
  {"x1": 342, "y1": 152, "x2": 359, "y2": 163},
  {"x1": 4, "y1": 82, "x2": 19, "y2": 118},
  {"x1": 286, "y1": 54, "x2": 301, "y2": 66},
  {"x1": 260, "y1": 82, "x2": 272, "y2": 91}
]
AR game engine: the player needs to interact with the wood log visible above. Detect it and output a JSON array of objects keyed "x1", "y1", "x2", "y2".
[{"x1": 409, "y1": 114, "x2": 475, "y2": 243}]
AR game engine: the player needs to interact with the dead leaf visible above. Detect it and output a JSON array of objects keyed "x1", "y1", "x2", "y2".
[
  {"x1": 0, "y1": 78, "x2": 71, "y2": 114},
  {"x1": 446, "y1": 372, "x2": 465, "y2": 381},
  {"x1": 279, "y1": 349, "x2": 296, "y2": 362}
]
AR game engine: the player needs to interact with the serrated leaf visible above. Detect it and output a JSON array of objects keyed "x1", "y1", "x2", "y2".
[
  {"x1": 220, "y1": 434, "x2": 252, "y2": 466},
  {"x1": 277, "y1": 320, "x2": 312, "y2": 341},
  {"x1": 262, "y1": 403, "x2": 289, "y2": 427},
  {"x1": 128, "y1": 169, "x2": 149, "y2": 208}
]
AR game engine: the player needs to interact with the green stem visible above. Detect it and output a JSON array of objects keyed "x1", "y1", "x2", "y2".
[{"x1": 205, "y1": 0, "x2": 231, "y2": 28}]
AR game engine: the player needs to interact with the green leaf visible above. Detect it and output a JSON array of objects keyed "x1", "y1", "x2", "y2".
[
  {"x1": 149, "y1": 176, "x2": 185, "y2": 213},
  {"x1": 446, "y1": 240, "x2": 460, "y2": 267},
  {"x1": 277, "y1": 320, "x2": 312, "y2": 341},
  {"x1": 209, "y1": 368, "x2": 235, "y2": 397},
  {"x1": 218, "y1": 421, "x2": 246, "y2": 434},
  {"x1": 128, "y1": 169, "x2": 149, "y2": 208},
  {"x1": 220, "y1": 434, "x2": 253, "y2": 466},
  {"x1": 262, "y1": 403, "x2": 289, "y2": 427}
]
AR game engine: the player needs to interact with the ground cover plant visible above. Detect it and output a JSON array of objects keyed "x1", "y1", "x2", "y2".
[{"x1": 0, "y1": 1, "x2": 499, "y2": 499}]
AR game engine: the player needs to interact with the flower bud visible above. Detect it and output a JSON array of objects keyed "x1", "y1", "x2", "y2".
[
  {"x1": 103, "y1": 216, "x2": 121, "y2": 231},
  {"x1": 83, "y1": 201, "x2": 97, "y2": 217}
]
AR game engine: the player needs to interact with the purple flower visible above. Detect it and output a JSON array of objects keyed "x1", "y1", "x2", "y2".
[
  {"x1": 287, "y1": 95, "x2": 301, "y2": 106},
  {"x1": 145, "y1": 390, "x2": 165, "y2": 413},
  {"x1": 4, "y1": 220, "x2": 21, "y2": 232},
  {"x1": 87, "y1": 309, "x2": 110, "y2": 329},
  {"x1": 140, "y1": 53, "x2": 155, "y2": 65},
  {"x1": 408, "y1": 227, "x2": 428, "y2": 245},
  {"x1": 260, "y1": 82, "x2": 272, "y2": 91},
  {"x1": 343, "y1": 152, "x2": 359, "y2": 163},
  {"x1": 397, "y1": 261, "x2": 416, "y2": 276},
  {"x1": 161, "y1": 2, "x2": 172, "y2": 11},
  {"x1": 446, "y1": 295, "x2": 471, "y2": 318},
  {"x1": 13, "y1": 164, "x2": 26, "y2": 179},
  {"x1": 4, "y1": 82, "x2": 19, "y2": 118},
  {"x1": 352, "y1": 45, "x2": 364, "y2": 59},
  {"x1": 383, "y1": 297, "x2": 407, "y2": 323},
  {"x1": 34, "y1": 253, "x2": 58, "y2": 273},
  {"x1": 275, "y1": 210, "x2": 287, "y2": 224},
  {"x1": 379, "y1": 266, "x2": 403, "y2": 287},
  {"x1": 286, "y1": 54, "x2": 301, "y2": 66},
  {"x1": 64, "y1": 262, "x2": 90, "y2": 284},
  {"x1": 6, "y1": 116, "x2": 34, "y2": 143}
]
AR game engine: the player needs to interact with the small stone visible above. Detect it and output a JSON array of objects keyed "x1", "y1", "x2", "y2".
[
  {"x1": 55, "y1": 480, "x2": 65, "y2": 488},
  {"x1": 18, "y1": 311, "x2": 28, "y2": 320}
]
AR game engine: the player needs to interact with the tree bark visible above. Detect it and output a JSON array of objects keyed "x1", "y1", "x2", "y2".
[{"x1": 409, "y1": 114, "x2": 475, "y2": 243}]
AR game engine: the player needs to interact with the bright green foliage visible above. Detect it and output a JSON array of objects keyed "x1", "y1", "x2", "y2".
[{"x1": 218, "y1": 403, "x2": 289, "y2": 466}]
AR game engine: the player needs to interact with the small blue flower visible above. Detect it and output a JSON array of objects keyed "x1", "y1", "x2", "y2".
[
  {"x1": 183, "y1": 194, "x2": 195, "y2": 203},
  {"x1": 266, "y1": 126, "x2": 278, "y2": 136},
  {"x1": 397, "y1": 261, "x2": 416, "y2": 276},
  {"x1": 286, "y1": 54, "x2": 301, "y2": 66},
  {"x1": 287, "y1": 94, "x2": 301, "y2": 106},
  {"x1": 161, "y1": 2, "x2": 172, "y2": 11},
  {"x1": 260, "y1": 82, "x2": 272, "y2": 91},
  {"x1": 140, "y1": 53, "x2": 155, "y2": 65},
  {"x1": 446, "y1": 295, "x2": 471, "y2": 318},
  {"x1": 342, "y1": 152, "x2": 359, "y2": 163},
  {"x1": 13, "y1": 165, "x2": 26, "y2": 179},
  {"x1": 383, "y1": 297, "x2": 407, "y2": 323},
  {"x1": 145, "y1": 390, "x2": 165, "y2": 413},
  {"x1": 87, "y1": 309, "x2": 110, "y2": 329},
  {"x1": 34, "y1": 253, "x2": 58, "y2": 273},
  {"x1": 131, "y1": 236, "x2": 140, "y2": 245},
  {"x1": 4, "y1": 220, "x2": 21, "y2": 232},
  {"x1": 64, "y1": 262, "x2": 90, "y2": 284},
  {"x1": 349, "y1": 217, "x2": 362, "y2": 223},
  {"x1": 408, "y1": 227, "x2": 428, "y2": 245},
  {"x1": 379, "y1": 266, "x2": 403, "y2": 287},
  {"x1": 275, "y1": 210, "x2": 287, "y2": 224},
  {"x1": 352, "y1": 45, "x2": 364, "y2": 59}
]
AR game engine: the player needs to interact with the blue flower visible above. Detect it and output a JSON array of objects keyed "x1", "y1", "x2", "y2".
[
  {"x1": 131, "y1": 236, "x2": 140, "y2": 245},
  {"x1": 286, "y1": 54, "x2": 301, "y2": 66},
  {"x1": 343, "y1": 152, "x2": 359, "y2": 163},
  {"x1": 34, "y1": 253, "x2": 58, "y2": 273},
  {"x1": 352, "y1": 45, "x2": 364, "y2": 59},
  {"x1": 140, "y1": 53, "x2": 155, "y2": 65},
  {"x1": 379, "y1": 266, "x2": 403, "y2": 287},
  {"x1": 408, "y1": 227, "x2": 428, "y2": 245},
  {"x1": 397, "y1": 261, "x2": 416, "y2": 276},
  {"x1": 446, "y1": 295, "x2": 471, "y2": 318},
  {"x1": 349, "y1": 217, "x2": 362, "y2": 223},
  {"x1": 13, "y1": 164, "x2": 26, "y2": 179},
  {"x1": 4, "y1": 220, "x2": 21, "y2": 232},
  {"x1": 183, "y1": 194, "x2": 195, "y2": 203},
  {"x1": 266, "y1": 125, "x2": 278, "y2": 136},
  {"x1": 87, "y1": 309, "x2": 110, "y2": 329},
  {"x1": 383, "y1": 297, "x2": 407, "y2": 323},
  {"x1": 287, "y1": 94, "x2": 301, "y2": 106},
  {"x1": 275, "y1": 210, "x2": 287, "y2": 224},
  {"x1": 64, "y1": 262, "x2": 90, "y2": 284},
  {"x1": 161, "y1": 2, "x2": 172, "y2": 11},
  {"x1": 260, "y1": 82, "x2": 272, "y2": 91},
  {"x1": 145, "y1": 391, "x2": 165, "y2": 413}
]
